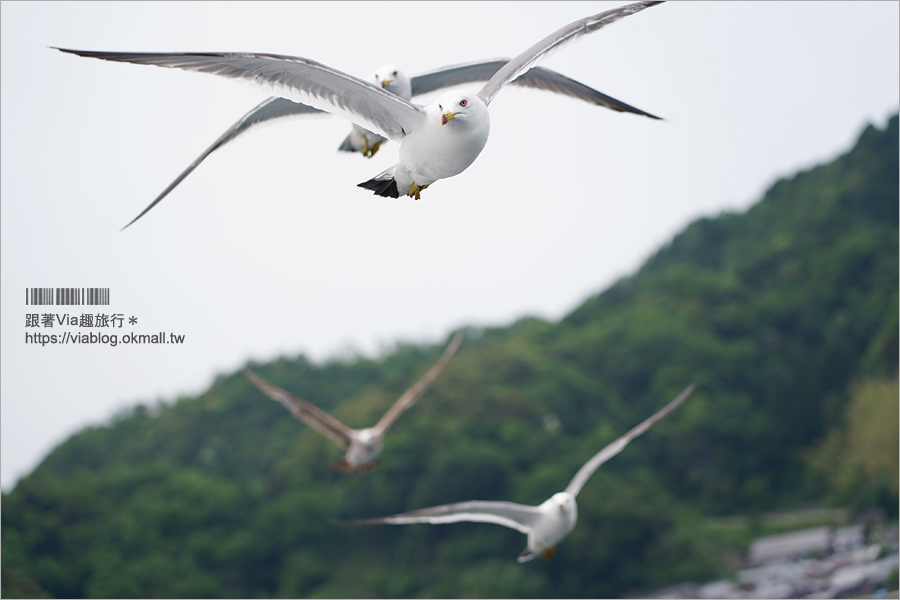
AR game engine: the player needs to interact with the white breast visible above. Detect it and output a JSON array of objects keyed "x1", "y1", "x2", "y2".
[{"x1": 399, "y1": 101, "x2": 490, "y2": 186}]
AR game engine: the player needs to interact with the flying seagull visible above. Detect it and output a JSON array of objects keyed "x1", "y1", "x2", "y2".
[
  {"x1": 54, "y1": 1, "x2": 663, "y2": 203},
  {"x1": 112, "y1": 61, "x2": 658, "y2": 231},
  {"x1": 116, "y1": 64, "x2": 410, "y2": 230},
  {"x1": 243, "y1": 333, "x2": 463, "y2": 473},
  {"x1": 337, "y1": 383, "x2": 694, "y2": 562}
]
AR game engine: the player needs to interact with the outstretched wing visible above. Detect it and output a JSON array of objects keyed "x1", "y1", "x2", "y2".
[
  {"x1": 121, "y1": 97, "x2": 321, "y2": 230},
  {"x1": 412, "y1": 59, "x2": 660, "y2": 119},
  {"x1": 476, "y1": 1, "x2": 663, "y2": 106},
  {"x1": 565, "y1": 383, "x2": 694, "y2": 498},
  {"x1": 374, "y1": 332, "x2": 464, "y2": 435},
  {"x1": 54, "y1": 48, "x2": 425, "y2": 142},
  {"x1": 121, "y1": 51, "x2": 663, "y2": 230},
  {"x1": 336, "y1": 499, "x2": 541, "y2": 536},
  {"x1": 244, "y1": 368, "x2": 353, "y2": 450}
]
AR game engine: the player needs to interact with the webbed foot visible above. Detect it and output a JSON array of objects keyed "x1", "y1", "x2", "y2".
[
  {"x1": 362, "y1": 138, "x2": 383, "y2": 158},
  {"x1": 541, "y1": 547, "x2": 557, "y2": 561},
  {"x1": 407, "y1": 182, "x2": 429, "y2": 200}
]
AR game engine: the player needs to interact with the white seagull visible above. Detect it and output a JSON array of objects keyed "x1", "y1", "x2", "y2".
[
  {"x1": 54, "y1": 1, "x2": 663, "y2": 203},
  {"x1": 337, "y1": 383, "x2": 695, "y2": 562},
  {"x1": 111, "y1": 61, "x2": 658, "y2": 230},
  {"x1": 243, "y1": 333, "x2": 463, "y2": 473}
]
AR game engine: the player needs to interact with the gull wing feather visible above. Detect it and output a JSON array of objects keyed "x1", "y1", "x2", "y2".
[
  {"x1": 412, "y1": 59, "x2": 660, "y2": 119},
  {"x1": 510, "y1": 65, "x2": 661, "y2": 119},
  {"x1": 337, "y1": 500, "x2": 541, "y2": 536},
  {"x1": 121, "y1": 52, "x2": 661, "y2": 230},
  {"x1": 411, "y1": 60, "x2": 512, "y2": 96},
  {"x1": 121, "y1": 96, "x2": 321, "y2": 230},
  {"x1": 53, "y1": 48, "x2": 424, "y2": 142},
  {"x1": 243, "y1": 368, "x2": 354, "y2": 450},
  {"x1": 374, "y1": 333, "x2": 464, "y2": 435},
  {"x1": 565, "y1": 383, "x2": 694, "y2": 498},
  {"x1": 476, "y1": 1, "x2": 663, "y2": 106}
]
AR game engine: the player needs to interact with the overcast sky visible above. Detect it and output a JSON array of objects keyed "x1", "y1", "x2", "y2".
[{"x1": 2, "y1": 1, "x2": 897, "y2": 491}]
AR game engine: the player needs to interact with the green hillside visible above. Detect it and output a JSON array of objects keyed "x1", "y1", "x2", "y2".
[{"x1": 3, "y1": 115, "x2": 897, "y2": 599}]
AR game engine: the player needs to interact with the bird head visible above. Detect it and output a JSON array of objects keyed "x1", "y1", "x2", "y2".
[
  {"x1": 551, "y1": 492, "x2": 577, "y2": 515},
  {"x1": 373, "y1": 65, "x2": 412, "y2": 101},
  {"x1": 356, "y1": 428, "x2": 382, "y2": 451},
  {"x1": 437, "y1": 91, "x2": 486, "y2": 127}
]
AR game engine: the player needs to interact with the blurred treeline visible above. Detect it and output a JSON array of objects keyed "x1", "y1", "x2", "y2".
[{"x1": 2, "y1": 115, "x2": 897, "y2": 598}]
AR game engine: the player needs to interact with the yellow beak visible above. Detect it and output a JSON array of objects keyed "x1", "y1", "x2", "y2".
[
  {"x1": 380, "y1": 79, "x2": 391, "y2": 89},
  {"x1": 441, "y1": 110, "x2": 458, "y2": 126}
]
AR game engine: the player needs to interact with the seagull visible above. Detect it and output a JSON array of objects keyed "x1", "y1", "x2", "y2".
[
  {"x1": 336, "y1": 383, "x2": 694, "y2": 562},
  {"x1": 116, "y1": 64, "x2": 410, "y2": 230},
  {"x1": 54, "y1": 1, "x2": 663, "y2": 203},
  {"x1": 338, "y1": 65, "x2": 411, "y2": 159},
  {"x1": 112, "y1": 61, "x2": 658, "y2": 230},
  {"x1": 243, "y1": 333, "x2": 463, "y2": 473}
]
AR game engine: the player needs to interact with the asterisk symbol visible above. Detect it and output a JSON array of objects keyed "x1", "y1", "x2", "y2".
[{"x1": 129, "y1": 316, "x2": 138, "y2": 325}]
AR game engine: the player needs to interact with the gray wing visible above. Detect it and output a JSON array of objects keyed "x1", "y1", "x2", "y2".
[
  {"x1": 374, "y1": 332, "x2": 464, "y2": 435},
  {"x1": 54, "y1": 48, "x2": 424, "y2": 141},
  {"x1": 121, "y1": 97, "x2": 321, "y2": 230},
  {"x1": 337, "y1": 500, "x2": 541, "y2": 536},
  {"x1": 476, "y1": 1, "x2": 663, "y2": 106},
  {"x1": 565, "y1": 383, "x2": 694, "y2": 498},
  {"x1": 243, "y1": 368, "x2": 353, "y2": 450},
  {"x1": 412, "y1": 59, "x2": 660, "y2": 119}
]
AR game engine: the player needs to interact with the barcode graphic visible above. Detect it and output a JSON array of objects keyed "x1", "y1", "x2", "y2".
[{"x1": 26, "y1": 288, "x2": 110, "y2": 306}]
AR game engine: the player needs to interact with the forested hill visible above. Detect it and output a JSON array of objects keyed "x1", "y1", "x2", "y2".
[{"x1": 3, "y1": 115, "x2": 897, "y2": 599}]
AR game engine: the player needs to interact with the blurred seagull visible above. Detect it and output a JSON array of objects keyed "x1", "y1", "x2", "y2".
[
  {"x1": 54, "y1": 1, "x2": 663, "y2": 205},
  {"x1": 337, "y1": 383, "x2": 694, "y2": 562},
  {"x1": 243, "y1": 333, "x2": 463, "y2": 473},
  {"x1": 110, "y1": 62, "x2": 658, "y2": 230}
]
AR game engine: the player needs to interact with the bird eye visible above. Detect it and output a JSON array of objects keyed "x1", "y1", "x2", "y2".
[
  {"x1": 459, "y1": 99, "x2": 467, "y2": 107},
  {"x1": 392, "y1": 70, "x2": 398, "y2": 77}
]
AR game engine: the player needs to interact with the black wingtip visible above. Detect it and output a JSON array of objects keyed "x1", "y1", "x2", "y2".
[
  {"x1": 119, "y1": 209, "x2": 149, "y2": 232},
  {"x1": 52, "y1": 47, "x2": 92, "y2": 58},
  {"x1": 358, "y1": 177, "x2": 399, "y2": 198}
]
